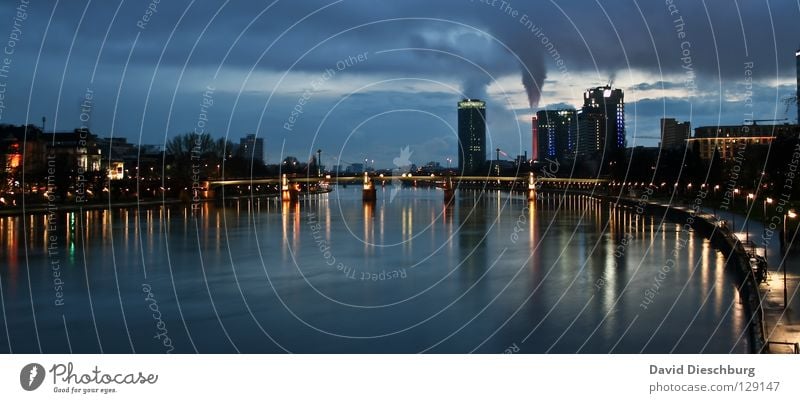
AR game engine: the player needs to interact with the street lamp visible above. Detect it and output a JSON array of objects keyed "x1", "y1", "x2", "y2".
[
  {"x1": 764, "y1": 197, "x2": 773, "y2": 220},
  {"x1": 746, "y1": 193, "x2": 755, "y2": 243},
  {"x1": 317, "y1": 149, "x2": 322, "y2": 177},
  {"x1": 782, "y1": 209, "x2": 797, "y2": 308},
  {"x1": 763, "y1": 197, "x2": 773, "y2": 260}
]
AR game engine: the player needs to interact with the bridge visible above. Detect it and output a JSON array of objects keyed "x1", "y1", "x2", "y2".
[
  {"x1": 201, "y1": 174, "x2": 610, "y2": 202},
  {"x1": 204, "y1": 175, "x2": 610, "y2": 186}
]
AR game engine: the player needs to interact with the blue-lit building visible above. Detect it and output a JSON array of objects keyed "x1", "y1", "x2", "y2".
[{"x1": 535, "y1": 109, "x2": 577, "y2": 161}]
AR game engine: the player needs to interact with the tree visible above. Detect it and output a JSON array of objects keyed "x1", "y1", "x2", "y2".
[{"x1": 165, "y1": 132, "x2": 226, "y2": 186}]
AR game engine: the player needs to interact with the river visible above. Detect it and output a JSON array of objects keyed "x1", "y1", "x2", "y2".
[{"x1": 0, "y1": 187, "x2": 748, "y2": 353}]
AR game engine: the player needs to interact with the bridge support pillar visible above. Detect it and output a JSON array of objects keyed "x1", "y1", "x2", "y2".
[
  {"x1": 201, "y1": 181, "x2": 215, "y2": 199},
  {"x1": 528, "y1": 172, "x2": 537, "y2": 201},
  {"x1": 281, "y1": 189, "x2": 299, "y2": 202},
  {"x1": 443, "y1": 176, "x2": 455, "y2": 203},
  {"x1": 362, "y1": 172, "x2": 377, "y2": 202},
  {"x1": 281, "y1": 174, "x2": 299, "y2": 202}
]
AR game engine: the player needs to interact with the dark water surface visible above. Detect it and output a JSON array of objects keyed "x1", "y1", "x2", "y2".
[{"x1": 0, "y1": 188, "x2": 748, "y2": 353}]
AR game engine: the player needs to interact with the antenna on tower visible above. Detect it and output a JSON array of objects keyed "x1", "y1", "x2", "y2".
[{"x1": 41, "y1": 116, "x2": 46, "y2": 132}]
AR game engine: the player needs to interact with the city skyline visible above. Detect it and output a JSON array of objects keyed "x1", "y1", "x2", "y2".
[
  {"x1": 6, "y1": 0, "x2": 800, "y2": 376},
  {"x1": 0, "y1": 1, "x2": 797, "y2": 167}
]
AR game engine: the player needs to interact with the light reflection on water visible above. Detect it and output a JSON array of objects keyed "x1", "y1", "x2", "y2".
[{"x1": 0, "y1": 188, "x2": 746, "y2": 353}]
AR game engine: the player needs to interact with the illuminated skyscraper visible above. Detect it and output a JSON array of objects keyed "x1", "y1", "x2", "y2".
[
  {"x1": 457, "y1": 99, "x2": 486, "y2": 175},
  {"x1": 531, "y1": 116, "x2": 538, "y2": 161},
  {"x1": 535, "y1": 109, "x2": 577, "y2": 161},
  {"x1": 576, "y1": 86, "x2": 625, "y2": 157}
]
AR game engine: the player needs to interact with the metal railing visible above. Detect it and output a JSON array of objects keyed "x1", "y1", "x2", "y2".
[{"x1": 766, "y1": 341, "x2": 800, "y2": 354}]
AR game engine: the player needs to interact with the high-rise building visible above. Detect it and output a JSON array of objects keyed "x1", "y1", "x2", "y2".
[
  {"x1": 457, "y1": 99, "x2": 486, "y2": 175},
  {"x1": 239, "y1": 134, "x2": 264, "y2": 164},
  {"x1": 576, "y1": 109, "x2": 603, "y2": 156},
  {"x1": 531, "y1": 116, "x2": 538, "y2": 161},
  {"x1": 660, "y1": 118, "x2": 690, "y2": 150},
  {"x1": 535, "y1": 109, "x2": 577, "y2": 161},
  {"x1": 796, "y1": 48, "x2": 799, "y2": 122},
  {"x1": 576, "y1": 86, "x2": 625, "y2": 156}
]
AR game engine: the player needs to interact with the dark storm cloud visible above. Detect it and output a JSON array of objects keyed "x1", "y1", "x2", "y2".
[
  {"x1": 0, "y1": 0, "x2": 798, "y2": 163},
  {"x1": 631, "y1": 81, "x2": 683, "y2": 92},
  {"x1": 5, "y1": 1, "x2": 799, "y2": 86}
]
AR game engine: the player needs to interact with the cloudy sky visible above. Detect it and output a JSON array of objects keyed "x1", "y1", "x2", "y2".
[{"x1": 1, "y1": 0, "x2": 798, "y2": 167}]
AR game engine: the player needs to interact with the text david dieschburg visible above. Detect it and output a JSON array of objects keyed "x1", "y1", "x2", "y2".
[{"x1": 650, "y1": 364, "x2": 755, "y2": 378}]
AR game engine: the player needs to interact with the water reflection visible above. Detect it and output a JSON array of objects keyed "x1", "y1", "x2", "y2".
[
  {"x1": 0, "y1": 189, "x2": 748, "y2": 353},
  {"x1": 457, "y1": 190, "x2": 489, "y2": 285}
]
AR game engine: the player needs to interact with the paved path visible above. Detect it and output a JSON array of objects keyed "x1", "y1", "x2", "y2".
[{"x1": 760, "y1": 270, "x2": 800, "y2": 353}]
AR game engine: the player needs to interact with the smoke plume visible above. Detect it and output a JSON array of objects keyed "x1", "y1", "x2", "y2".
[{"x1": 519, "y1": 52, "x2": 547, "y2": 110}]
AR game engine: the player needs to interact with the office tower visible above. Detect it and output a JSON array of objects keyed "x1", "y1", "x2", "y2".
[
  {"x1": 457, "y1": 99, "x2": 487, "y2": 175},
  {"x1": 535, "y1": 109, "x2": 577, "y2": 161},
  {"x1": 239, "y1": 134, "x2": 264, "y2": 163},
  {"x1": 660, "y1": 118, "x2": 690, "y2": 150},
  {"x1": 576, "y1": 86, "x2": 625, "y2": 156},
  {"x1": 531, "y1": 116, "x2": 538, "y2": 161}
]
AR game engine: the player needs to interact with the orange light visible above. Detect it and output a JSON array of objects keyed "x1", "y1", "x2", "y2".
[{"x1": 9, "y1": 154, "x2": 21, "y2": 168}]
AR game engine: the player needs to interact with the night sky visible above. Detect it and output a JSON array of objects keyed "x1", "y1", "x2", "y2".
[{"x1": 0, "y1": 0, "x2": 798, "y2": 167}]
